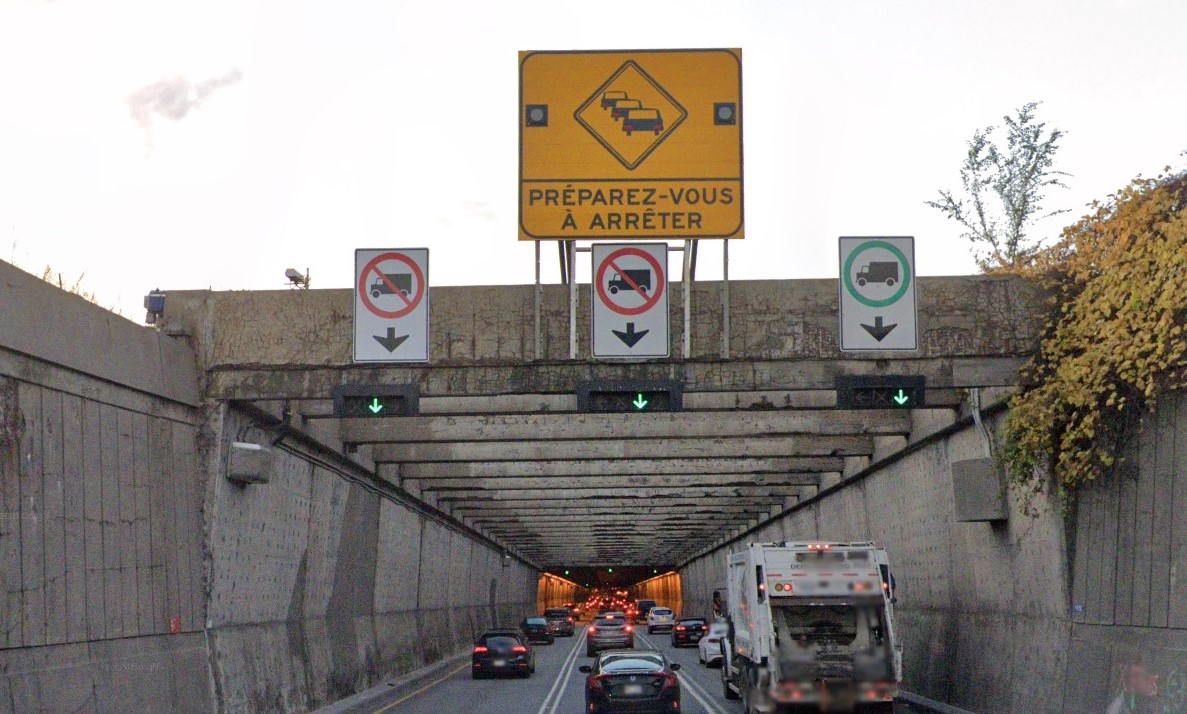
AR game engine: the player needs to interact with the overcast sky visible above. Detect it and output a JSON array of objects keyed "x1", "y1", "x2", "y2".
[{"x1": 1, "y1": 0, "x2": 1183, "y2": 321}]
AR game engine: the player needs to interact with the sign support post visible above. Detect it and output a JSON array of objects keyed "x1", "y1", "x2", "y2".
[
  {"x1": 721, "y1": 239, "x2": 730, "y2": 359},
  {"x1": 682, "y1": 239, "x2": 692, "y2": 358},
  {"x1": 569, "y1": 241, "x2": 578, "y2": 359},
  {"x1": 534, "y1": 241, "x2": 542, "y2": 360}
]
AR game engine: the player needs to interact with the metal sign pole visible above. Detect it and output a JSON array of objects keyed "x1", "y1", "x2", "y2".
[
  {"x1": 722, "y1": 239, "x2": 730, "y2": 359},
  {"x1": 534, "y1": 241, "x2": 542, "y2": 360},
  {"x1": 569, "y1": 241, "x2": 578, "y2": 359},
  {"x1": 682, "y1": 239, "x2": 692, "y2": 358}
]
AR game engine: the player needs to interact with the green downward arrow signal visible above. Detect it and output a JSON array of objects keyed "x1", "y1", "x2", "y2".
[
  {"x1": 632, "y1": 394, "x2": 649, "y2": 410},
  {"x1": 368, "y1": 398, "x2": 384, "y2": 414},
  {"x1": 893, "y1": 389, "x2": 909, "y2": 406}
]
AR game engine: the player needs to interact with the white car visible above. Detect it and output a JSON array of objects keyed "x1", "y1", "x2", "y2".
[
  {"x1": 698, "y1": 622, "x2": 730, "y2": 666},
  {"x1": 646, "y1": 607, "x2": 675, "y2": 633}
]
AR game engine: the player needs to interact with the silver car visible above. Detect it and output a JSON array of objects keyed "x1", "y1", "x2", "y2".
[{"x1": 586, "y1": 612, "x2": 634, "y2": 656}]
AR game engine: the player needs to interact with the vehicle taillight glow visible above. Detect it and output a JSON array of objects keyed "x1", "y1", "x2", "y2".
[
  {"x1": 473, "y1": 646, "x2": 488, "y2": 653},
  {"x1": 676, "y1": 625, "x2": 686, "y2": 631},
  {"x1": 512, "y1": 645, "x2": 527, "y2": 653},
  {"x1": 588, "y1": 626, "x2": 598, "y2": 634},
  {"x1": 589, "y1": 675, "x2": 608, "y2": 691},
  {"x1": 660, "y1": 673, "x2": 679, "y2": 690},
  {"x1": 568, "y1": 617, "x2": 574, "y2": 623},
  {"x1": 624, "y1": 625, "x2": 633, "y2": 633}
]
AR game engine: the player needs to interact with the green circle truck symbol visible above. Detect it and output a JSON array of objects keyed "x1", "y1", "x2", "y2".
[{"x1": 842, "y1": 240, "x2": 911, "y2": 308}]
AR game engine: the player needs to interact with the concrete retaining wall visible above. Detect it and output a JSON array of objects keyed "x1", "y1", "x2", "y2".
[
  {"x1": 537, "y1": 573, "x2": 586, "y2": 613},
  {"x1": 205, "y1": 405, "x2": 539, "y2": 713},
  {"x1": 0, "y1": 260, "x2": 209, "y2": 712},
  {"x1": 678, "y1": 393, "x2": 1187, "y2": 714}
]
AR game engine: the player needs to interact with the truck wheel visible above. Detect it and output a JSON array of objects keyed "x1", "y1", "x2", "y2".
[
  {"x1": 857, "y1": 278, "x2": 867, "y2": 287},
  {"x1": 609, "y1": 286, "x2": 618, "y2": 294},
  {"x1": 371, "y1": 290, "x2": 382, "y2": 298},
  {"x1": 885, "y1": 278, "x2": 896, "y2": 287}
]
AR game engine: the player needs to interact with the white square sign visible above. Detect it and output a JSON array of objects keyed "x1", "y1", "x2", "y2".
[
  {"x1": 838, "y1": 237, "x2": 917, "y2": 351},
  {"x1": 353, "y1": 248, "x2": 429, "y2": 362},
  {"x1": 591, "y1": 243, "x2": 669, "y2": 358}
]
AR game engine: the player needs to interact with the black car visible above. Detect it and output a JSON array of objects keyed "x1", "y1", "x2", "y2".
[
  {"x1": 520, "y1": 616, "x2": 555, "y2": 644},
  {"x1": 670, "y1": 618, "x2": 708, "y2": 647},
  {"x1": 471, "y1": 629, "x2": 534, "y2": 679},
  {"x1": 579, "y1": 650, "x2": 681, "y2": 713},
  {"x1": 543, "y1": 607, "x2": 576, "y2": 636}
]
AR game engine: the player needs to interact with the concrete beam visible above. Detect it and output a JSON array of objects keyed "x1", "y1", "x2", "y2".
[
  {"x1": 393, "y1": 457, "x2": 844, "y2": 479},
  {"x1": 447, "y1": 499, "x2": 784, "y2": 511},
  {"x1": 427, "y1": 486, "x2": 810, "y2": 500},
  {"x1": 405, "y1": 473, "x2": 822, "y2": 491},
  {"x1": 204, "y1": 355, "x2": 1028, "y2": 400},
  {"x1": 340, "y1": 410, "x2": 910, "y2": 444},
  {"x1": 371, "y1": 435, "x2": 873, "y2": 463}
]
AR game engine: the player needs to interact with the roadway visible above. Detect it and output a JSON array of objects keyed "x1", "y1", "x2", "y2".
[{"x1": 354, "y1": 627, "x2": 920, "y2": 714}]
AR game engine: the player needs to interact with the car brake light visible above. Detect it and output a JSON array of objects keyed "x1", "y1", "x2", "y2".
[
  {"x1": 473, "y1": 646, "x2": 488, "y2": 653},
  {"x1": 624, "y1": 625, "x2": 633, "y2": 633},
  {"x1": 589, "y1": 675, "x2": 608, "y2": 691},
  {"x1": 660, "y1": 673, "x2": 678, "y2": 690},
  {"x1": 568, "y1": 618, "x2": 574, "y2": 623},
  {"x1": 588, "y1": 626, "x2": 598, "y2": 634},
  {"x1": 676, "y1": 626, "x2": 686, "y2": 631},
  {"x1": 512, "y1": 645, "x2": 527, "y2": 653}
]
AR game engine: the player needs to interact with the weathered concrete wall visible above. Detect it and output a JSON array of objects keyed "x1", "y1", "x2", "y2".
[
  {"x1": 0, "y1": 261, "x2": 209, "y2": 712},
  {"x1": 678, "y1": 393, "x2": 1187, "y2": 714},
  {"x1": 204, "y1": 405, "x2": 538, "y2": 713},
  {"x1": 158, "y1": 276, "x2": 1044, "y2": 400},
  {"x1": 633, "y1": 571, "x2": 683, "y2": 619}
]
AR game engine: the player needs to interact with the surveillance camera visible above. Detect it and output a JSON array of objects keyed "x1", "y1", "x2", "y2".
[{"x1": 285, "y1": 268, "x2": 303, "y2": 282}]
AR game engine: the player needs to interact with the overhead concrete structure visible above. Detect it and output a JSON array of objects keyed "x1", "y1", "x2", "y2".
[{"x1": 160, "y1": 275, "x2": 1045, "y2": 569}]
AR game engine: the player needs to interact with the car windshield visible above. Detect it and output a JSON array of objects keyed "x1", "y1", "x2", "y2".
[
  {"x1": 652, "y1": 609, "x2": 672, "y2": 616},
  {"x1": 481, "y1": 636, "x2": 520, "y2": 648},
  {"x1": 595, "y1": 616, "x2": 625, "y2": 626},
  {"x1": 678, "y1": 619, "x2": 704, "y2": 626},
  {"x1": 707, "y1": 623, "x2": 729, "y2": 637},
  {"x1": 544, "y1": 609, "x2": 569, "y2": 618},
  {"x1": 525, "y1": 617, "x2": 546, "y2": 625},
  {"x1": 600, "y1": 655, "x2": 664, "y2": 673}
]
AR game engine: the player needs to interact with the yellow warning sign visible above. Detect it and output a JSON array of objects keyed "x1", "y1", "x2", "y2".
[{"x1": 519, "y1": 49, "x2": 743, "y2": 241}]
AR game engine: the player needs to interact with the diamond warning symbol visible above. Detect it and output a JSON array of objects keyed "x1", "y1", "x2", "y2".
[{"x1": 575, "y1": 61, "x2": 688, "y2": 171}]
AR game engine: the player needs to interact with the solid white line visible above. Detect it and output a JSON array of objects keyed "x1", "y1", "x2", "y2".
[
  {"x1": 637, "y1": 633, "x2": 728, "y2": 714},
  {"x1": 535, "y1": 629, "x2": 586, "y2": 714}
]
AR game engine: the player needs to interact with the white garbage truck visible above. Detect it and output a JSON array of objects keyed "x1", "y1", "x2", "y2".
[{"x1": 719, "y1": 541, "x2": 901, "y2": 713}]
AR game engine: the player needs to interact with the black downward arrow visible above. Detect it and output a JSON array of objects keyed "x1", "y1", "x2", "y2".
[
  {"x1": 861, "y1": 316, "x2": 898, "y2": 342},
  {"x1": 373, "y1": 327, "x2": 410, "y2": 352},
  {"x1": 612, "y1": 322, "x2": 650, "y2": 348}
]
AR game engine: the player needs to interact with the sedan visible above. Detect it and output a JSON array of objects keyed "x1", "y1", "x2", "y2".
[
  {"x1": 670, "y1": 618, "x2": 708, "y2": 647},
  {"x1": 521, "y1": 616, "x2": 555, "y2": 645},
  {"x1": 471, "y1": 630, "x2": 533, "y2": 679},
  {"x1": 698, "y1": 622, "x2": 730, "y2": 666},
  {"x1": 580, "y1": 650, "x2": 681, "y2": 713}
]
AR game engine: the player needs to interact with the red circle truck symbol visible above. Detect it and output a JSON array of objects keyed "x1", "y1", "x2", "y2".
[
  {"x1": 358, "y1": 252, "x2": 425, "y2": 319},
  {"x1": 595, "y1": 247, "x2": 665, "y2": 317}
]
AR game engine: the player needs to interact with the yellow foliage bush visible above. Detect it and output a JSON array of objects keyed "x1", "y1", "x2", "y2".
[{"x1": 1004, "y1": 170, "x2": 1187, "y2": 497}]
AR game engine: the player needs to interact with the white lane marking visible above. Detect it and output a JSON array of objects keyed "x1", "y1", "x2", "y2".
[
  {"x1": 535, "y1": 629, "x2": 586, "y2": 714},
  {"x1": 637, "y1": 632, "x2": 729, "y2": 714}
]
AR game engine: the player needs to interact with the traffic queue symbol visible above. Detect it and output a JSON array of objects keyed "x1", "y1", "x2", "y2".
[
  {"x1": 612, "y1": 322, "x2": 649, "y2": 348},
  {"x1": 575, "y1": 61, "x2": 688, "y2": 171},
  {"x1": 373, "y1": 327, "x2": 409, "y2": 353},
  {"x1": 358, "y1": 252, "x2": 426, "y2": 320},
  {"x1": 842, "y1": 240, "x2": 912, "y2": 343}
]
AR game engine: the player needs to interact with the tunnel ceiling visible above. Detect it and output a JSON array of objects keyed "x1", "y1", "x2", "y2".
[{"x1": 248, "y1": 387, "x2": 962, "y2": 569}]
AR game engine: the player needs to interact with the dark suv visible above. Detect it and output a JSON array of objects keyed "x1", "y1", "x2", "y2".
[
  {"x1": 521, "y1": 616, "x2": 554, "y2": 645},
  {"x1": 544, "y1": 607, "x2": 575, "y2": 637}
]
